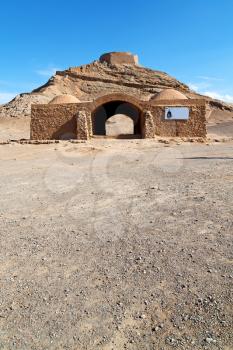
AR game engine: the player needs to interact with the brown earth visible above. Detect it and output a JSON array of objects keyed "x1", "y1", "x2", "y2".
[
  {"x1": 0, "y1": 139, "x2": 232, "y2": 349},
  {"x1": 207, "y1": 110, "x2": 233, "y2": 139}
]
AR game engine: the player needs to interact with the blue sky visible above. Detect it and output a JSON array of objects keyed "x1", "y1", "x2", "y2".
[{"x1": 0, "y1": 0, "x2": 233, "y2": 104}]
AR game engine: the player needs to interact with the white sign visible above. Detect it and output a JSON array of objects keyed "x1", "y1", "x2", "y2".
[{"x1": 165, "y1": 107, "x2": 190, "y2": 120}]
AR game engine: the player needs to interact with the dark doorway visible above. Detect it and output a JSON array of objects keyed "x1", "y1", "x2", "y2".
[{"x1": 92, "y1": 100, "x2": 142, "y2": 137}]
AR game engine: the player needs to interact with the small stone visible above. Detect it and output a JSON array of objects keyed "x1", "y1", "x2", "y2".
[
  {"x1": 205, "y1": 337, "x2": 216, "y2": 344},
  {"x1": 136, "y1": 256, "x2": 142, "y2": 261},
  {"x1": 139, "y1": 314, "x2": 146, "y2": 319}
]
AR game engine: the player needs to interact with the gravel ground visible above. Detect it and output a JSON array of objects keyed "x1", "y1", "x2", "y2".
[{"x1": 0, "y1": 140, "x2": 232, "y2": 350}]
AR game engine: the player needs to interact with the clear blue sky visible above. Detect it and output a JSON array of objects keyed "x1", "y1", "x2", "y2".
[{"x1": 1, "y1": 0, "x2": 233, "y2": 104}]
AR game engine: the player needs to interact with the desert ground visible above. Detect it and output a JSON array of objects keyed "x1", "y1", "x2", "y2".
[
  {"x1": 0, "y1": 113, "x2": 232, "y2": 350},
  {"x1": 207, "y1": 110, "x2": 233, "y2": 139}
]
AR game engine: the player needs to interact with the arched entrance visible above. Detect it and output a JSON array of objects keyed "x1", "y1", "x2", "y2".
[{"x1": 91, "y1": 96, "x2": 144, "y2": 138}]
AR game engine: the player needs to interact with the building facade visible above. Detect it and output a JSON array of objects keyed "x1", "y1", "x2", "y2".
[{"x1": 31, "y1": 91, "x2": 206, "y2": 140}]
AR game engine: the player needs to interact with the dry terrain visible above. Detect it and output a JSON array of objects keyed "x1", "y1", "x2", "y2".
[
  {"x1": 0, "y1": 134, "x2": 232, "y2": 349},
  {"x1": 207, "y1": 110, "x2": 233, "y2": 139},
  {"x1": 0, "y1": 51, "x2": 232, "y2": 349}
]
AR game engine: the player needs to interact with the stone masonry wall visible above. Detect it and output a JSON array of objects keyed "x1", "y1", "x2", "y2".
[{"x1": 76, "y1": 110, "x2": 89, "y2": 140}]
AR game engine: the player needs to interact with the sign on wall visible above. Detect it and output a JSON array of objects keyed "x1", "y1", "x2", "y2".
[{"x1": 165, "y1": 107, "x2": 190, "y2": 120}]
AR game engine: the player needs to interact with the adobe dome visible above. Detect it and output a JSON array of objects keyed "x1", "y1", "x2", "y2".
[
  {"x1": 49, "y1": 94, "x2": 80, "y2": 104},
  {"x1": 151, "y1": 89, "x2": 187, "y2": 101}
]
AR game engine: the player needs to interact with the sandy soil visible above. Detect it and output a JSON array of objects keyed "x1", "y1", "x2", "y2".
[
  {"x1": 0, "y1": 139, "x2": 232, "y2": 350},
  {"x1": 207, "y1": 110, "x2": 233, "y2": 139},
  {"x1": 0, "y1": 117, "x2": 30, "y2": 141}
]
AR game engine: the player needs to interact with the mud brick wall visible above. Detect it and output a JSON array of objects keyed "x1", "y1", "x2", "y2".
[
  {"x1": 149, "y1": 99, "x2": 206, "y2": 137},
  {"x1": 31, "y1": 96, "x2": 206, "y2": 140},
  {"x1": 31, "y1": 103, "x2": 82, "y2": 140}
]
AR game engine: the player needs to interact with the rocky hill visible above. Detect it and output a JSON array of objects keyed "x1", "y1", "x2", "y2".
[{"x1": 0, "y1": 52, "x2": 232, "y2": 118}]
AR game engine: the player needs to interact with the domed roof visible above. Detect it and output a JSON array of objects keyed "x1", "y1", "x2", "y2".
[
  {"x1": 151, "y1": 89, "x2": 187, "y2": 101},
  {"x1": 49, "y1": 94, "x2": 80, "y2": 104}
]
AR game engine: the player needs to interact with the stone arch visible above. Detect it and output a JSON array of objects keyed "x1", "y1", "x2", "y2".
[
  {"x1": 92, "y1": 93, "x2": 143, "y2": 111},
  {"x1": 91, "y1": 93, "x2": 144, "y2": 137}
]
